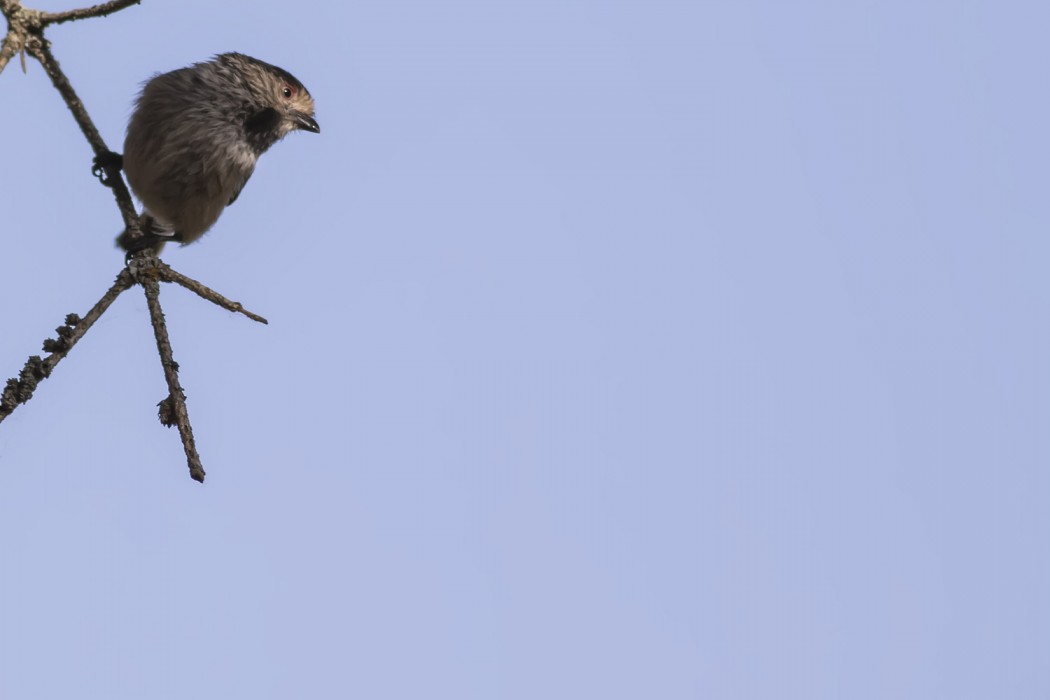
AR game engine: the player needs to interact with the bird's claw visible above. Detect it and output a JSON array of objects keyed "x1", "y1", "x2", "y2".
[{"x1": 92, "y1": 150, "x2": 124, "y2": 187}]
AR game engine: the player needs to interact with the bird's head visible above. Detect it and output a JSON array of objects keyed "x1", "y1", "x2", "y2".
[{"x1": 221, "y1": 53, "x2": 320, "y2": 152}]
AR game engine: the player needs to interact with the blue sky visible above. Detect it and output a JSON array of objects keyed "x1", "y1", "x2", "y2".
[{"x1": 2, "y1": 1, "x2": 1049, "y2": 698}]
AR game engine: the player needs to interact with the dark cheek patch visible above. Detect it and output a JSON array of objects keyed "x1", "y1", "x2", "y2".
[
  {"x1": 243, "y1": 106, "x2": 287, "y2": 155},
  {"x1": 244, "y1": 107, "x2": 280, "y2": 135}
]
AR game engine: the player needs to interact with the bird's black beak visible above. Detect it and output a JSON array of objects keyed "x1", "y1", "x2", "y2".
[{"x1": 293, "y1": 111, "x2": 320, "y2": 133}]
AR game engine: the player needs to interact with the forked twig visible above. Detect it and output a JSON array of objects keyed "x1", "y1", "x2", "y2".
[{"x1": 1, "y1": 0, "x2": 269, "y2": 481}]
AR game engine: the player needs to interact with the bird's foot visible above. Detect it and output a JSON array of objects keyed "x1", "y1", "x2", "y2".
[
  {"x1": 92, "y1": 150, "x2": 124, "y2": 187},
  {"x1": 117, "y1": 215, "x2": 177, "y2": 262}
]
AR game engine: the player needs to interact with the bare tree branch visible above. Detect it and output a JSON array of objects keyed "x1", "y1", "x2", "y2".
[
  {"x1": 2, "y1": 0, "x2": 273, "y2": 482},
  {"x1": 40, "y1": 0, "x2": 140, "y2": 26},
  {"x1": 159, "y1": 262, "x2": 269, "y2": 325},
  {"x1": 26, "y1": 39, "x2": 139, "y2": 227},
  {"x1": 2, "y1": 0, "x2": 138, "y2": 225},
  {"x1": 0, "y1": 269, "x2": 134, "y2": 423},
  {"x1": 141, "y1": 274, "x2": 205, "y2": 483}
]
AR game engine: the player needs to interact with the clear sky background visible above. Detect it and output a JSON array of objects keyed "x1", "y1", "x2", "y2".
[{"x1": 1, "y1": 1, "x2": 1048, "y2": 698}]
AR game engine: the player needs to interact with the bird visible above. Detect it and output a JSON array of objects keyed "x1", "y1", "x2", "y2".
[{"x1": 116, "y1": 52, "x2": 319, "y2": 253}]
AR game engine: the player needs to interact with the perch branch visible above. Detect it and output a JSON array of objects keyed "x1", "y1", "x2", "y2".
[{"x1": 25, "y1": 38, "x2": 138, "y2": 227}]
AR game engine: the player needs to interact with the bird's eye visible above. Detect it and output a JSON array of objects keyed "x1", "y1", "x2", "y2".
[{"x1": 282, "y1": 84, "x2": 296, "y2": 99}]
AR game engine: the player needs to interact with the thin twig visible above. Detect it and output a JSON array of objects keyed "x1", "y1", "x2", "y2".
[
  {"x1": 141, "y1": 276, "x2": 205, "y2": 482},
  {"x1": 25, "y1": 40, "x2": 105, "y2": 150},
  {"x1": 0, "y1": 268, "x2": 134, "y2": 423},
  {"x1": 40, "y1": 0, "x2": 140, "y2": 26},
  {"x1": 158, "y1": 262, "x2": 269, "y2": 325},
  {"x1": 26, "y1": 38, "x2": 138, "y2": 227},
  {"x1": 0, "y1": 32, "x2": 17, "y2": 75}
]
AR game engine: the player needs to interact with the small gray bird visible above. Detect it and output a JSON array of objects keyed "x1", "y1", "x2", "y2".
[{"x1": 118, "y1": 52, "x2": 319, "y2": 253}]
